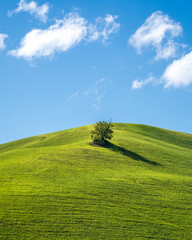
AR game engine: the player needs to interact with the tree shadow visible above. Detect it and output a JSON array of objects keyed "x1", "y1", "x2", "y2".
[{"x1": 105, "y1": 142, "x2": 161, "y2": 166}]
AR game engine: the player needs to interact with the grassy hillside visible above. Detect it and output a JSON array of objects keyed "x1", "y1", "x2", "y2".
[{"x1": 0, "y1": 123, "x2": 192, "y2": 239}]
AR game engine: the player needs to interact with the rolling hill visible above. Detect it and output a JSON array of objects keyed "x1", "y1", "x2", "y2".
[{"x1": 0, "y1": 123, "x2": 192, "y2": 239}]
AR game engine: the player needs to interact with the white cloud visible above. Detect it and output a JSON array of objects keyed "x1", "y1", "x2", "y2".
[
  {"x1": 155, "y1": 40, "x2": 178, "y2": 60},
  {"x1": 9, "y1": 13, "x2": 120, "y2": 60},
  {"x1": 88, "y1": 14, "x2": 120, "y2": 42},
  {"x1": 129, "y1": 11, "x2": 182, "y2": 60},
  {"x1": 0, "y1": 34, "x2": 8, "y2": 50},
  {"x1": 162, "y1": 51, "x2": 192, "y2": 88},
  {"x1": 8, "y1": 0, "x2": 49, "y2": 23},
  {"x1": 133, "y1": 51, "x2": 192, "y2": 89},
  {"x1": 96, "y1": 78, "x2": 105, "y2": 84},
  {"x1": 132, "y1": 75, "x2": 156, "y2": 89},
  {"x1": 132, "y1": 80, "x2": 144, "y2": 89},
  {"x1": 9, "y1": 13, "x2": 87, "y2": 60}
]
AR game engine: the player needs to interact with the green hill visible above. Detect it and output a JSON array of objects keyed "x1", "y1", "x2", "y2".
[{"x1": 0, "y1": 123, "x2": 192, "y2": 239}]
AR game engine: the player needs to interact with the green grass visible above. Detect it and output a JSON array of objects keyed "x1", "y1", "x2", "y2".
[{"x1": 0, "y1": 123, "x2": 192, "y2": 239}]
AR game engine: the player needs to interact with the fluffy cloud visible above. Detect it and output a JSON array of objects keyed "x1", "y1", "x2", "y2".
[
  {"x1": 9, "y1": 13, "x2": 120, "y2": 60},
  {"x1": 0, "y1": 34, "x2": 8, "y2": 50},
  {"x1": 162, "y1": 51, "x2": 192, "y2": 88},
  {"x1": 129, "y1": 11, "x2": 182, "y2": 60},
  {"x1": 133, "y1": 51, "x2": 192, "y2": 89},
  {"x1": 8, "y1": 0, "x2": 49, "y2": 23},
  {"x1": 132, "y1": 76, "x2": 156, "y2": 89},
  {"x1": 9, "y1": 13, "x2": 87, "y2": 59}
]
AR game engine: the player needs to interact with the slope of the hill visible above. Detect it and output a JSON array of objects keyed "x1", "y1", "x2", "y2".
[{"x1": 0, "y1": 123, "x2": 192, "y2": 240}]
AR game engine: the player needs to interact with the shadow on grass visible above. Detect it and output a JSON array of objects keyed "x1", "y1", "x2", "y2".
[{"x1": 104, "y1": 142, "x2": 161, "y2": 166}]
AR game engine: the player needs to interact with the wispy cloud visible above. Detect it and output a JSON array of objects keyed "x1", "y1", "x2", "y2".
[
  {"x1": 91, "y1": 92, "x2": 106, "y2": 110},
  {"x1": 155, "y1": 40, "x2": 179, "y2": 60},
  {"x1": 0, "y1": 34, "x2": 8, "y2": 50},
  {"x1": 67, "y1": 78, "x2": 109, "y2": 110},
  {"x1": 96, "y1": 78, "x2": 105, "y2": 84},
  {"x1": 162, "y1": 51, "x2": 192, "y2": 88},
  {"x1": 8, "y1": 0, "x2": 49, "y2": 23},
  {"x1": 86, "y1": 78, "x2": 107, "y2": 110},
  {"x1": 132, "y1": 75, "x2": 156, "y2": 89},
  {"x1": 67, "y1": 91, "x2": 79, "y2": 102},
  {"x1": 88, "y1": 14, "x2": 120, "y2": 42},
  {"x1": 9, "y1": 12, "x2": 120, "y2": 60},
  {"x1": 129, "y1": 11, "x2": 182, "y2": 60}
]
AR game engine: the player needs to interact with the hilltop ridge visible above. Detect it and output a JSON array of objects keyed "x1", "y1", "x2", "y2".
[{"x1": 0, "y1": 123, "x2": 192, "y2": 239}]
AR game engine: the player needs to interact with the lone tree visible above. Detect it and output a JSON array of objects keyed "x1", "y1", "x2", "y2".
[{"x1": 91, "y1": 121, "x2": 113, "y2": 146}]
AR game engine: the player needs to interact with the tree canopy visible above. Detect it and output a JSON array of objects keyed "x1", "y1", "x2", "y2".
[{"x1": 91, "y1": 121, "x2": 113, "y2": 146}]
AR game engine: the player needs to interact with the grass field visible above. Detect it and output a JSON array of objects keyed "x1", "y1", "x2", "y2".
[{"x1": 0, "y1": 123, "x2": 192, "y2": 239}]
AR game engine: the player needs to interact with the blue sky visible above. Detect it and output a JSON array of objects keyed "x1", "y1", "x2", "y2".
[{"x1": 0, "y1": 0, "x2": 192, "y2": 143}]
